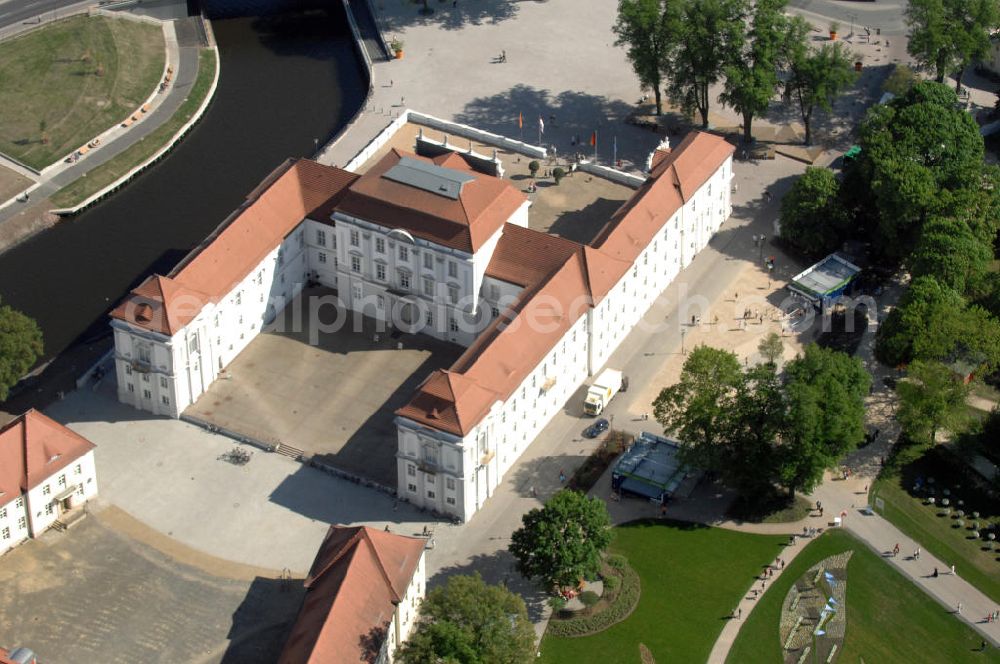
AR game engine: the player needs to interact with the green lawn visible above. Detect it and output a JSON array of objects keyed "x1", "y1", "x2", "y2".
[
  {"x1": 538, "y1": 520, "x2": 785, "y2": 664},
  {"x1": 727, "y1": 529, "x2": 999, "y2": 663},
  {"x1": 0, "y1": 15, "x2": 164, "y2": 170},
  {"x1": 51, "y1": 49, "x2": 216, "y2": 209},
  {"x1": 871, "y1": 446, "x2": 1000, "y2": 605}
]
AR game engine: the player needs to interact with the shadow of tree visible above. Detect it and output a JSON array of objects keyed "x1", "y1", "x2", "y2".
[
  {"x1": 375, "y1": 0, "x2": 522, "y2": 33},
  {"x1": 429, "y1": 550, "x2": 551, "y2": 624}
]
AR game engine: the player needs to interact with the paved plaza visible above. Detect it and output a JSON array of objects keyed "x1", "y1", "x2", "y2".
[
  {"x1": 185, "y1": 286, "x2": 464, "y2": 487},
  {"x1": 0, "y1": 510, "x2": 303, "y2": 664}
]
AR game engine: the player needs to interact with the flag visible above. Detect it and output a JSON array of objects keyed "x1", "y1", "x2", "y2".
[
  {"x1": 539, "y1": 116, "x2": 545, "y2": 134},
  {"x1": 518, "y1": 112, "x2": 523, "y2": 129},
  {"x1": 590, "y1": 131, "x2": 597, "y2": 146}
]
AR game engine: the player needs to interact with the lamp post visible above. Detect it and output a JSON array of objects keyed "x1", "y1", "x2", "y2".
[{"x1": 681, "y1": 328, "x2": 687, "y2": 355}]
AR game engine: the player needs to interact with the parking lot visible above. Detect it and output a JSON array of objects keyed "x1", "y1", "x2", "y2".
[{"x1": 185, "y1": 287, "x2": 464, "y2": 487}]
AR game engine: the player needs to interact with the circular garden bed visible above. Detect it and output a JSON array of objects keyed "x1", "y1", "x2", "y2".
[{"x1": 546, "y1": 554, "x2": 642, "y2": 638}]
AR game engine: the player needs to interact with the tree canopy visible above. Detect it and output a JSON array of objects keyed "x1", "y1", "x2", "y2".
[
  {"x1": 909, "y1": 216, "x2": 993, "y2": 294},
  {"x1": 667, "y1": 0, "x2": 745, "y2": 128},
  {"x1": 876, "y1": 276, "x2": 1000, "y2": 370},
  {"x1": 896, "y1": 359, "x2": 971, "y2": 446},
  {"x1": 906, "y1": 0, "x2": 1000, "y2": 90},
  {"x1": 778, "y1": 166, "x2": 850, "y2": 257},
  {"x1": 0, "y1": 299, "x2": 43, "y2": 402},
  {"x1": 509, "y1": 489, "x2": 612, "y2": 590},
  {"x1": 785, "y1": 36, "x2": 857, "y2": 145},
  {"x1": 778, "y1": 345, "x2": 870, "y2": 496},
  {"x1": 613, "y1": 0, "x2": 677, "y2": 116},
  {"x1": 653, "y1": 344, "x2": 868, "y2": 500},
  {"x1": 398, "y1": 573, "x2": 536, "y2": 664}
]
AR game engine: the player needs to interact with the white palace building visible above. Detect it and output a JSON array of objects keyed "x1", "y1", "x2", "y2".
[{"x1": 111, "y1": 125, "x2": 733, "y2": 521}]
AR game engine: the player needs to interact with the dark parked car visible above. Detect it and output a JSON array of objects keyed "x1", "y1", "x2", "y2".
[{"x1": 583, "y1": 418, "x2": 609, "y2": 439}]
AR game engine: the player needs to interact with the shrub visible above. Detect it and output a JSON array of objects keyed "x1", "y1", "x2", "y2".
[
  {"x1": 606, "y1": 554, "x2": 627, "y2": 570},
  {"x1": 548, "y1": 595, "x2": 567, "y2": 612},
  {"x1": 553, "y1": 167, "x2": 566, "y2": 184},
  {"x1": 579, "y1": 590, "x2": 600, "y2": 609},
  {"x1": 603, "y1": 574, "x2": 621, "y2": 593},
  {"x1": 546, "y1": 559, "x2": 641, "y2": 637},
  {"x1": 529, "y1": 160, "x2": 540, "y2": 176}
]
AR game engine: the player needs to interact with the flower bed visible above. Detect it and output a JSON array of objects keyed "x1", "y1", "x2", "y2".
[{"x1": 546, "y1": 557, "x2": 641, "y2": 638}]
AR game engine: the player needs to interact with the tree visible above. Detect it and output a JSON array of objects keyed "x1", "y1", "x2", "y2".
[
  {"x1": 778, "y1": 345, "x2": 870, "y2": 497},
  {"x1": 857, "y1": 81, "x2": 986, "y2": 254},
  {"x1": 509, "y1": 489, "x2": 611, "y2": 590},
  {"x1": 906, "y1": 0, "x2": 956, "y2": 82},
  {"x1": 653, "y1": 345, "x2": 743, "y2": 470},
  {"x1": 667, "y1": 0, "x2": 745, "y2": 128},
  {"x1": 897, "y1": 359, "x2": 970, "y2": 446},
  {"x1": 778, "y1": 166, "x2": 849, "y2": 256},
  {"x1": 909, "y1": 216, "x2": 993, "y2": 294},
  {"x1": 0, "y1": 299, "x2": 44, "y2": 401},
  {"x1": 719, "y1": 0, "x2": 787, "y2": 143},
  {"x1": 785, "y1": 40, "x2": 857, "y2": 145},
  {"x1": 876, "y1": 276, "x2": 1000, "y2": 370},
  {"x1": 757, "y1": 332, "x2": 783, "y2": 365},
  {"x1": 398, "y1": 573, "x2": 535, "y2": 664},
  {"x1": 882, "y1": 63, "x2": 920, "y2": 97},
  {"x1": 720, "y1": 363, "x2": 784, "y2": 497},
  {"x1": 906, "y1": 0, "x2": 999, "y2": 90},
  {"x1": 614, "y1": 0, "x2": 678, "y2": 116}
]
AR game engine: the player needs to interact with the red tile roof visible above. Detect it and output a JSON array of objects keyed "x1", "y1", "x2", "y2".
[
  {"x1": 336, "y1": 149, "x2": 527, "y2": 253},
  {"x1": 400, "y1": 132, "x2": 731, "y2": 438},
  {"x1": 111, "y1": 159, "x2": 357, "y2": 335},
  {"x1": 0, "y1": 410, "x2": 96, "y2": 502},
  {"x1": 595, "y1": 131, "x2": 733, "y2": 264},
  {"x1": 279, "y1": 525, "x2": 425, "y2": 664}
]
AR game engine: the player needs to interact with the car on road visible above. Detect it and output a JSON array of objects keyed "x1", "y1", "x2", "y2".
[{"x1": 583, "y1": 418, "x2": 609, "y2": 439}]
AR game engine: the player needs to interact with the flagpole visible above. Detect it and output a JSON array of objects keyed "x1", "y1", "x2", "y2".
[
  {"x1": 613, "y1": 135, "x2": 617, "y2": 167},
  {"x1": 594, "y1": 131, "x2": 597, "y2": 162}
]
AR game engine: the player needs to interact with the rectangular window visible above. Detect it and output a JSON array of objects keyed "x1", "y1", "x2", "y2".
[
  {"x1": 278, "y1": 249, "x2": 284, "y2": 266},
  {"x1": 446, "y1": 497, "x2": 456, "y2": 505},
  {"x1": 188, "y1": 335, "x2": 199, "y2": 354},
  {"x1": 408, "y1": 483, "x2": 417, "y2": 493},
  {"x1": 448, "y1": 285, "x2": 459, "y2": 304},
  {"x1": 423, "y1": 253, "x2": 433, "y2": 270},
  {"x1": 125, "y1": 364, "x2": 132, "y2": 376},
  {"x1": 316, "y1": 229, "x2": 326, "y2": 246},
  {"x1": 376, "y1": 237, "x2": 385, "y2": 253},
  {"x1": 426, "y1": 309, "x2": 434, "y2": 326},
  {"x1": 75, "y1": 464, "x2": 82, "y2": 475},
  {"x1": 44, "y1": 503, "x2": 53, "y2": 516},
  {"x1": 398, "y1": 271, "x2": 410, "y2": 290},
  {"x1": 143, "y1": 389, "x2": 152, "y2": 400},
  {"x1": 214, "y1": 314, "x2": 220, "y2": 328},
  {"x1": 142, "y1": 373, "x2": 150, "y2": 383},
  {"x1": 448, "y1": 261, "x2": 458, "y2": 278},
  {"x1": 14, "y1": 497, "x2": 23, "y2": 509},
  {"x1": 376, "y1": 295, "x2": 385, "y2": 310},
  {"x1": 1, "y1": 527, "x2": 8, "y2": 541},
  {"x1": 376, "y1": 263, "x2": 386, "y2": 281},
  {"x1": 427, "y1": 490, "x2": 436, "y2": 499},
  {"x1": 449, "y1": 317, "x2": 459, "y2": 333},
  {"x1": 425, "y1": 472, "x2": 435, "y2": 484},
  {"x1": 350, "y1": 229, "x2": 359, "y2": 247},
  {"x1": 423, "y1": 277, "x2": 434, "y2": 297},
  {"x1": 161, "y1": 396, "x2": 170, "y2": 405},
  {"x1": 137, "y1": 344, "x2": 151, "y2": 363},
  {"x1": 399, "y1": 245, "x2": 409, "y2": 261},
  {"x1": 446, "y1": 477, "x2": 456, "y2": 491},
  {"x1": 351, "y1": 255, "x2": 362, "y2": 273},
  {"x1": 407, "y1": 464, "x2": 416, "y2": 477},
  {"x1": 127, "y1": 383, "x2": 134, "y2": 393},
  {"x1": 57, "y1": 475, "x2": 66, "y2": 488},
  {"x1": 42, "y1": 484, "x2": 50, "y2": 496},
  {"x1": 332, "y1": 234, "x2": 337, "y2": 249},
  {"x1": 17, "y1": 516, "x2": 26, "y2": 530},
  {"x1": 236, "y1": 291, "x2": 243, "y2": 305},
  {"x1": 0, "y1": 507, "x2": 5, "y2": 519},
  {"x1": 256, "y1": 271, "x2": 263, "y2": 285},
  {"x1": 491, "y1": 306, "x2": 500, "y2": 318},
  {"x1": 318, "y1": 252, "x2": 327, "y2": 264}
]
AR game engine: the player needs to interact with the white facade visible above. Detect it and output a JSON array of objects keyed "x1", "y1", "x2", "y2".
[
  {"x1": 113, "y1": 223, "x2": 313, "y2": 417},
  {"x1": 397, "y1": 153, "x2": 734, "y2": 521},
  {"x1": 0, "y1": 450, "x2": 98, "y2": 556},
  {"x1": 332, "y1": 201, "x2": 529, "y2": 347},
  {"x1": 382, "y1": 548, "x2": 426, "y2": 663}
]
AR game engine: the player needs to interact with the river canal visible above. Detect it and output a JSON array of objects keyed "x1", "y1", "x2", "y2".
[{"x1": 0, "y1": 7, "x2": 366, "y2": 362}]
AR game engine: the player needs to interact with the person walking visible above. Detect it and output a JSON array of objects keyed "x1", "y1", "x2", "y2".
[
  {"x1": 950, "y1": 564, "x2": 955, "y2": 575},
  {"x1": 933, "y1": 567, "x2": 938, "y2": 578},
  {"x1": 893, "y1": 543, "x2": 900, "y2": 557},
  {"x1": 956, "y1": 602, "x2": 962, "y2": 615}
]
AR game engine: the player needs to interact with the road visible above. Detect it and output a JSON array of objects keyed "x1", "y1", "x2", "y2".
[
  {"x1": 0, "y1": 0, "x2": 92, "y2": 35},
  {"x1": 787, "y1": 0, "x2": 907, "y2": 35}
]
